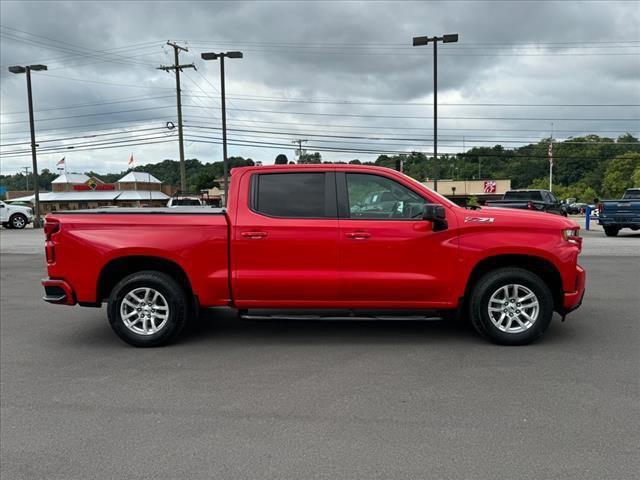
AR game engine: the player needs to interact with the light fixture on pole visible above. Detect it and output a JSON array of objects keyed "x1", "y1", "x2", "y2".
[
  {"x1": 8, "y1": 64, "x2": 47, "y2": 227},
  {"x1": 201, "y1": 51, "x2": 243, "y2": 207},
  {"x1": 412, "y1": 33, "x2": 458, "y2": 192}
]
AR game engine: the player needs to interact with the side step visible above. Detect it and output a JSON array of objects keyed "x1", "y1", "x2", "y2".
[{"x1": 239, "y1": 309, "x2": 444, "y2": 322}]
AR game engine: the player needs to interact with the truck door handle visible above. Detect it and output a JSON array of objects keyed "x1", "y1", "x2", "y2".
[
  {"x1": 345, "y1": 231, "x2": 371, "y2": 240},
  {"x1": 241, "y1": 231, "x2": 268, "y2": 239}
]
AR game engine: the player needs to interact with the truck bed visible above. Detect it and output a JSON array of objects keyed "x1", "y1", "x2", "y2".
[{"x1": 45, "y1": 208, "x2": 231, "y2": 307}]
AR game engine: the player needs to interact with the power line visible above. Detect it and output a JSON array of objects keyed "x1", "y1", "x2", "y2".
[
  {"x1": 186, "y1": 106, "x2": 639, "y2": 121},
  {"x1": 0, "y1": 126, "x2": 168, "y2": 147},
  {"x1": 0, "y1": 105, "x2": 178, "y2": 125},
  {"x1": 188, "y1": 94, "x2": 639, "y2": 108},
  {"x1": 0, "y1": 31, "x2": 157, "y2": 69},
  {"x1": 184, "y1": 124, "x2": 640, "y2": 146},
  {"x1": 0, "y1": 25, "x2": 160, "y2": 67},
  {"x1": 1, "y1": 94, "x2": 175, "y2": 115}
]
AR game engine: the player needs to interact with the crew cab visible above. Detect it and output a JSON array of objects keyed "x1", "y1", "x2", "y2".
[
  {"x1": 597, "y1": 188, "x2": 640, "y2": 236},
  {"x1": 485, "y1": 189, "x2": 567, "y2": 216},
  {"x1": 41, "y1": 165, "x2": 585, "y2": 347},
  {"x1": 0, "y1": 200, "x2": 33, "y2": 229}
]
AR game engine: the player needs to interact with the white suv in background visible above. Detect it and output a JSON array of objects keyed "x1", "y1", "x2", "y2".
[{"x1": 0, "y1": 201, "x2": 33, "y2": 229}]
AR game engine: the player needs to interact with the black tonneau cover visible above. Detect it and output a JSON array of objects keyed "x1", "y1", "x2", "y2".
[{"x1": 53, "y1": 207, "x2": 226, "y2": 215}]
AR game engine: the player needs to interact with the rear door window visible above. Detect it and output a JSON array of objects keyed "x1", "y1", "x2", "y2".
[{"x1": 252, "y1": 172, "x2": 335, "y2": 218}]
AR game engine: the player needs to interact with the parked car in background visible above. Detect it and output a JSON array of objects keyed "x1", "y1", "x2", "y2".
[
  {"x1": 0, "y1": 200, "x2": 33, "y2": 229},
  {"x1": 485, "y1": 189, "x2": 567, "y2": 216},
  {"x1": 597, "y1": 188, "x2": 640, "y2": 236},
  {"x1": 42, "y1": 165, "x2": 585, "y2": 348},
  {"x1": 566, "y1": 202, "x2": 589, "y2": 215}
]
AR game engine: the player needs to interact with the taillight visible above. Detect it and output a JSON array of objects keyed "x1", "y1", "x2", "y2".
[
  {"x1": 44, "y1": 218, "x2": 60, "y2": 240},
  {"x1": 563, "y1": 228, "x2": 582, "y2": 252},
  {"x1": 597, "y1": 203, "x2": 604, "y2": 213}
]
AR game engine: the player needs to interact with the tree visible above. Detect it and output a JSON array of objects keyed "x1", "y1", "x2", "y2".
[
  {"x1": 632, "y1": 166, "x2": 640, "y2": 187},
  {"x1": 274, "y1": 154, "x2": 289, "y2": 165},
  {"x1": 602, "y1": 152, "x2": 640, "y2": 197},
  {"x1": 298, "y1": 152, "x2": 322, "y2": 164}
]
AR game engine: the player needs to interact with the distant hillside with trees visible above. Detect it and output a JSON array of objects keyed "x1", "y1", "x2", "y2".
[{"x1": 2, "y1": 134, "x2": 638, "y2": 201}]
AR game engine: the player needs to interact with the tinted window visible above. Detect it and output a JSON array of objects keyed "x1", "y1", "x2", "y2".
[
  {"x1": 174, "y1": 199, "x2": 202, "y2": 206},
  {"x1": 504, "y1": 191, "x2": 543, "y2": 201},
  {"x1": 255, "y1": 173, "x2": 327, "y2": 218},
  {"x1": 346, "y1": 173, "x2": 426, "y2": 219}
]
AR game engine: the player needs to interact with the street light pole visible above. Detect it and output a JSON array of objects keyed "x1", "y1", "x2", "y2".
[
  {"x1": 9, "y1": 64, "x2": 47, "y2": 227},
  {"x1": 219, "y1": 55, "x2": 228, "y2": 206},
  {"x1": 433, "y1": 39, "x2": 438, "y2": 191},
  {"x1": 201, "y1": 51, "x2": 243, "y2": 207},
  {"x1": 412, "y1": 33, "x2": 459, "y2": 192}
]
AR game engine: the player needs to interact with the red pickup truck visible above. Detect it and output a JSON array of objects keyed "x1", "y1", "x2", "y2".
[{"x1": 42, "y1": 165, "x2": 585, "y2": 347}]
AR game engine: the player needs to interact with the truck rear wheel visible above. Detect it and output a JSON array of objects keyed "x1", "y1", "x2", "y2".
[
  {"x1": 604, "y1": 226, "x2": 619, "y2": 237},
  {"x1": 107, "y1": 271, "x2": 189, "y2": 347},
  {"x1": 469, "y1": 267, "x2": 554, "y2": 346}
]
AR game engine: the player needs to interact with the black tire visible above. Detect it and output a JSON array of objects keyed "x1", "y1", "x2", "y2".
[
  {"x1": 107, "y1": 270, "x2": 189, "y2": 347},
  {"x1": 469, "y1": 267, "x2": 554, "y2": 346},
  {"x1": 9, "y1": 213, "x2": 27, "y2": 229},
  {"x1": 604, "y1": 226, "x2": 619, "y2": 237}
]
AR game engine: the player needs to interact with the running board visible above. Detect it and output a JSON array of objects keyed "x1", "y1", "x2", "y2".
[{"x1": 239, "y1": 309, "x2": 445, "y2": 322}]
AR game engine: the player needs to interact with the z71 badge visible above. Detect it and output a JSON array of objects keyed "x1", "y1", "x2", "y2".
[{"x1": 465, "y1": 216, "x2": 495, "y2": 223}]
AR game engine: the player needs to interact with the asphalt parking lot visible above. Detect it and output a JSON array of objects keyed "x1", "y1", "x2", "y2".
[{"x1": 1, "y1": 227, "x2": 638, "y2": 479}]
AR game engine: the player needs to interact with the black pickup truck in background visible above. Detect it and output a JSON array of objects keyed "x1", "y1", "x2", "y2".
[
  {"x1": 485, "y1": 189, "x2": 567, "y2": 216},
  {"x1": 597, "y1": 188, "x2": 640, "y2": 236}
]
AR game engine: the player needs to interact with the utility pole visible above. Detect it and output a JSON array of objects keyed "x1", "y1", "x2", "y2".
[
  {"x1": 158, "y1": 42, "x2": 195, "y2": 193},
  {"x1": 21, "y1": 167, "x2": 31, "y2": 191},
  {"x1": 292, "y1": 139, "x2": 307, "y2": 163}
]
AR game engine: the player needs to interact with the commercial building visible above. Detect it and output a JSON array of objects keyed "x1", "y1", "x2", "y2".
[
  {"x1": 9, "y1": 172, "x2": 170, "y2": 211},
  {"x1": 421, "y1": 179, "x2": 511, "y2": 205}
]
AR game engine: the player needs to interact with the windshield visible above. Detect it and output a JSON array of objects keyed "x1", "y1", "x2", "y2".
[{"x1": 622, "y1": 190, "x2": 640, "y2": 200}]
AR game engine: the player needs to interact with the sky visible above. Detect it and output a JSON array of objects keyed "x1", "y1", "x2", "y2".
[{"x1": 0, "y1": 0, "x2": 639, "y2": 176}]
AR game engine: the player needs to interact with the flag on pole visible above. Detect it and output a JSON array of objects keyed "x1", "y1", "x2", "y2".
[
  {"x1": 56, "y1": 157, "x2": 65, "y2": 166},
  {"x1": 128, "y1": 154, "x2": 134, "y2": 167},
  {"x1": 548, "y1": 143, "x2": 553, "y2": 167}
]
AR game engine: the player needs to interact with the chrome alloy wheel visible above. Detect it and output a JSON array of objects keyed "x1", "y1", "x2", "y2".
[
  {"x1": 488, "y1": 284, "x2": 539, "y2": 334},
  {"x1": 11, "y1": 215, "x2": 26, "y2": 228},
  {"x1": 120, "y1": 287, "x2": 170, "y2": 335}
]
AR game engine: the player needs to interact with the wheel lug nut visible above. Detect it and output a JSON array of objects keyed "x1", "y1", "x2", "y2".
[{"x1": 516, "y1": 310, "x2": 520, "y2": 314}]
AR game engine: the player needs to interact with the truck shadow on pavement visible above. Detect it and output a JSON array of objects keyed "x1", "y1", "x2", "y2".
[{"x1": 170, "y1": 308, "x2": 579, "y2": 347}]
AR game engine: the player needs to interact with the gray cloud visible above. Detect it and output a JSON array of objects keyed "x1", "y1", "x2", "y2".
[{"x1": 1, "y1": 0, "x2": 639, "y2": 175}]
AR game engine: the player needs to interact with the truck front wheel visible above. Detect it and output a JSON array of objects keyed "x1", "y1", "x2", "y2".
[
  {"x1": 469, "y1": 268, "x2": 554, "y2": 346},
  {"x1": 107, "y1": 271, "x2": 189, "y2": 347}
]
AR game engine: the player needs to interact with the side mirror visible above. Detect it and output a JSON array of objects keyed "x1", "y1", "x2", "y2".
[{"x1": 423, "y1": 204, "x2": 448, "y2": 231}]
